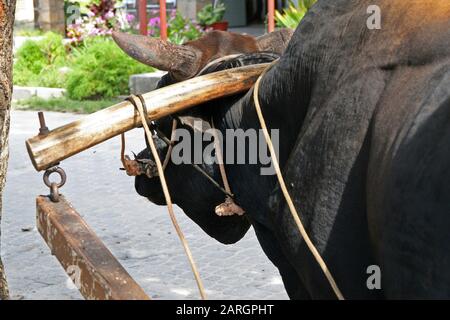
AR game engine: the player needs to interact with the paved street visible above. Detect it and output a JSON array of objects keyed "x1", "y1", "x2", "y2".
[{"x1": 2, "y1": 110, "x2": 288, "y2": 300}]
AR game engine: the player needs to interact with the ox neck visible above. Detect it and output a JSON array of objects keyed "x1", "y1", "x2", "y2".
[{"x1": 211, "y1": 59, "x2": 310, "y2": 227}]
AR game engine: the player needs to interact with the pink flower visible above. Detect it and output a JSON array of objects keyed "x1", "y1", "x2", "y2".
[
  {"x1": 105, "y1": 10, "x2": 115, "y2": 20},
  {"x1": 126, "y1": 13, "x2": 135, "y2": 23},
  {"x1": 95, "y1": 17, "x2": 105, "y2": 25},
  {"x1": 148, "y1": 17, "x2": 160, "y2": 27},
  {"x1": 87, "y1": 27, "x2": 99, "y2": 36}
]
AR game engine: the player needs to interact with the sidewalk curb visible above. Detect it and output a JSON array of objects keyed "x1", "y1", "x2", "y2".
[{"x1": 13, "y1": 86, "x2": 66, "y2": 100}]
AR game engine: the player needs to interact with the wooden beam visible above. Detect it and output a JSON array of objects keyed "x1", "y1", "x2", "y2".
[
  {"x1": 139, "y1": 0, "x2": 148, "y2": 35},
  {"x1": 159, "y1": 0, "x2": 167, "y2": 41},
  {"x1": 36, "y1": 195, "x2": 151, "y2": 300},
  {"x1": 268, "y1": 0, "x2": 275, "y2": 32},
  {"x1": 26, "y1": 63, "x2": 269, "y2": 172}
]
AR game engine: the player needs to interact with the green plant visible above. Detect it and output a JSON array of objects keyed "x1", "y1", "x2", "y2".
[
  {"x1": 13, "y1": 32, "x2": 69, "y2": 88},
  {"x1": 13, "y1": 31, "x2": 156, "y2": 100},
  {"x1": 147, "y1": 11, "x2": 204, "y2": 45},
  {"x1": 168, "y1": 12, "x2": 204, "y2": 44},
  {"x1": 275, "y1": 0, "x2": 316, "y2": 29},
  {"x1": 65, "y1": 0, "x2": 95, "y2": 14},
  {"x1": 197, "y1": 1, "x2": 226, "y2": 26},
  {"x1": 66, "y1": 37, "x2": 153, "y2": 100}
]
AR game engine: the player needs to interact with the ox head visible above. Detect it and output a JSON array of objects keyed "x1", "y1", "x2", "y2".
[
  {"x1": 113, "y1": 29, "x2": 293, "y2": 81},
  {"x1": 113, "y1": 29, "x2": 293, "y2": 244}
]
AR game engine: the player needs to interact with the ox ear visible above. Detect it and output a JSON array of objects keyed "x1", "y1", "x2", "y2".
[
  {"x1": 112, "y1": 31, "x2": 203, "y2": 80},
  {"x1": 256, "y1": 28, "x2": 294, "y2": 55}
]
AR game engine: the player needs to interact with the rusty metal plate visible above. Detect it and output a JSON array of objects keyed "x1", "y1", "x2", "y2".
[{"x1": 36, "y1": 195, "x2": 150, "y2": 300}]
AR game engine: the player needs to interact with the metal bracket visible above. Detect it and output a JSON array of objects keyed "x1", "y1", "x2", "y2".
[
  {"x1": 43, "y1": 166, "x2": 66, "y2": 202},
  {"x1": 38, "y1": 111, "x2": 49, "y2": 136}
]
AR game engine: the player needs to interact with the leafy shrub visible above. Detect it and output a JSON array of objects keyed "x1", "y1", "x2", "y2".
[
  {"x1": 14, "y1": 32, "x2": 156, "y2": 99},
  {"x1": 13, "y1": 32, "x2": 68, "y2": 88},
  {"x1": 65, "y1": 0, "x2": 94, "y2": 15},
  {"x1": 14, "y1": 41, "x2": 46, "y2": 75},
  {"x1": 147, "y1": 10, "x2": 204, "y2": 45},
  {"x1": 34, "y1": 65, "x2": 69, "y2": 88},
  {"x1": 66, "y1": 37, "x2": 154, "y2": 100},
  {"x1": 275, "y1": 0, "x2": 317, "y2": 29},
  {"x1": 168, "y1": 11, "x2": 204, "y2": 44},
  {"x1": 197, "y1": 1, "x2": 226, "y2": 26}
]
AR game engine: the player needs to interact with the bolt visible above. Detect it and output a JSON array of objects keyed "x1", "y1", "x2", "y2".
[{"x1": 38, "y1": 112, "x2": 49, "y2": 136}]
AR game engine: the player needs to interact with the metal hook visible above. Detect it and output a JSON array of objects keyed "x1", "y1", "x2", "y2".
[
  {"x1": 43, "y1": 167, "x2": 66, "y2": 189},
  {"x1": 43, "y1": 166, "x2": 66, "y2": 202},
  {"x1": 49, "y1": 183, "x2": 60, "y2": 202}
]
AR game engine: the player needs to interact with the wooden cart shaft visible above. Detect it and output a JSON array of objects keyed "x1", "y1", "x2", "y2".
[{"x1": 36, "y1": 195, "x2": 151, "y2": 300}]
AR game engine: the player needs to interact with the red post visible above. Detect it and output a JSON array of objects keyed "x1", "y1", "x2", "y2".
[
  {"x1": 267, "y1": 0, "x2": 275, "y2": 33},
  {"x1": 159, "y1": 0, "x2": 168, "y2": 41},
  {"x1": 138, "y1": 0, "x2": 148, "y2": 35}
]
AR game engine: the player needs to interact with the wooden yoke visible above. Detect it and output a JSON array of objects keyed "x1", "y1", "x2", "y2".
[{"x1": 26, "y1": 64, "x2": 268, "y2": 171}]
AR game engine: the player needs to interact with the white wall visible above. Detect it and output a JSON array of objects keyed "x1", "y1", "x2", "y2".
[{"x1": 15, "y1": 0, "x2": 35, "y2": 23}]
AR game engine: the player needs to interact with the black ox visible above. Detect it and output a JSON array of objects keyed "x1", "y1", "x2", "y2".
[{"x1": 113, "y1": 0, "x2": 450, "y2": 299}]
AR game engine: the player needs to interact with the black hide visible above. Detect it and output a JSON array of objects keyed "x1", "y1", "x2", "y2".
[{"x1": 135, "y1": 0, "x2": 450, "y2": 299}]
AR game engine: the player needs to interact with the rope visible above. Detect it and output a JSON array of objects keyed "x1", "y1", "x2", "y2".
[
  {"x1": 162, "y1": 119, "x2": 178, "y2": 170},
  {"x1": 210, "y1": 117, "x2": 232, "y2": 196},
  {"x1": 129, "y1": 95, "x2": 207, "y2": 300},
  {"x1": 210, "y1": 118, "x2": 245, "y2": 217},
  {"x1": 120, "y1": 132, "x2": 126, "y2": 169},
  {"x1": 253, "y1": 61, "x2": 345, "y2": 300}
]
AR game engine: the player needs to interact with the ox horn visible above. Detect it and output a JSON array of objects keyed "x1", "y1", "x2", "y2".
[
  {"x1": 112, "y1": 31, "x2": 202, "y2": 80},
  {"x1": 256, "y1": 28, "x2": 294, "y2": 55}
]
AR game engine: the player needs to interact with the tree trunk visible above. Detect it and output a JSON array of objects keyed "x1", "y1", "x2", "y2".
[{"x1": 0, "y1": 0, "x2": 17, "y2": 300}]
